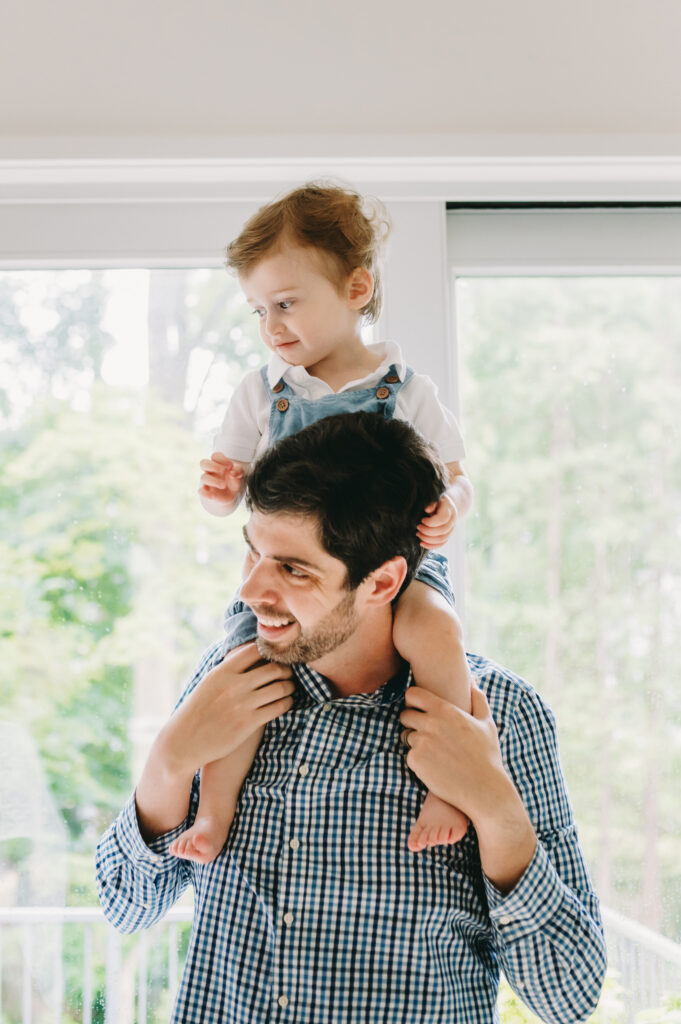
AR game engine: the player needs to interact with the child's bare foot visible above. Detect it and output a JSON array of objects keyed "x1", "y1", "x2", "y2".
[
  {"x1": 168, "y1": 815, "x2": 231, "y2": 864},
  {"x1": 407, "y1": 792, "x2": 469, "y2": 853}
]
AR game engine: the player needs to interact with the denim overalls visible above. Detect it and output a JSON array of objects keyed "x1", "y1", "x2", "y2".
[{"x1": 223, "y1": 363, "x2": 455, "y2": 651}]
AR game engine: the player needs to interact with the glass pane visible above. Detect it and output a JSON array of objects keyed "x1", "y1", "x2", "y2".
[
  {"x1": 0, "y1": 267, "x2": 267, "y2": 1021},
  {"x1": 457, "y1": 276, "x2": 681, "y2": 1019}
]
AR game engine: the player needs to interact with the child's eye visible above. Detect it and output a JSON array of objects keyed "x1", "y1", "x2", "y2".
[
  {"x1": 278, "y1": 301, "x2": 292, "y2": 310},
  {"x1": 252, "y1": 308, "x2": 265, "y2": 318}
]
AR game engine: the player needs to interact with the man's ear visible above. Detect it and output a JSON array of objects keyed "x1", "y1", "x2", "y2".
[{"x1": 360, "y1": 556, "x2": 408, "y2": 607}]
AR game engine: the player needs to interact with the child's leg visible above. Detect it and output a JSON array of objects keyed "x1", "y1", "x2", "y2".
[
  {"x1": 393, "y1": 580, "x2": 473, "y2": 853},
  {"x1": 168, "y1": 725, "x2": 264, "y2": 864}
]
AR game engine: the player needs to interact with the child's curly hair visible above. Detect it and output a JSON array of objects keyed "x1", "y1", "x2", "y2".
[{"x1": 225, "y1": 181, "x2": 391, "y2": 324}]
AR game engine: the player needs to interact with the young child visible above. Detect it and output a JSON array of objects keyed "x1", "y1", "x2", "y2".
[{"x1": 169, "y1": 182, "x2": 474, "y2": 864}]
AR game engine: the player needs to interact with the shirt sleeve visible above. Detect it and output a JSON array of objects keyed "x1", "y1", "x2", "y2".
[
  {"x1": 94, "y1": 641, "x2": 225, "y2": 933},
  {"x1": 394, "y1": 373, "x2": 466, "y2": 464},
  {"x1": 212, "y1": 370, "x2": 267, "y2": 463},
  {"x1": 483, "y1": 686, "x2": 607, "y2": 1023}
]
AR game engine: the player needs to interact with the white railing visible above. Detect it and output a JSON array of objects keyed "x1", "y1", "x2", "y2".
[
  {"x1": 0, "y1": 905, "x2": 192, "y2": 1024},
  {"x1": 0, "y1": 904, "x2": 680, "y2": 1023},
  {"x1": 601, "y1": 905, "x2": 681, "y2": 1019}
]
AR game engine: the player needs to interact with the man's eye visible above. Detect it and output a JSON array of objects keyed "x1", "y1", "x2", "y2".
[{"x1": 283, "y1": 564, "x2": 308, "y2": 579}]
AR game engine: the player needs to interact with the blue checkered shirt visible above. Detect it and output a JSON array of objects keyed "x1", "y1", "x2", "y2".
[{"x1": 96, "y1": 643, "x2": 606, "y2": 1023}]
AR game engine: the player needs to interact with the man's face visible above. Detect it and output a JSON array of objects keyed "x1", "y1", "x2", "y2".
[{"x1": 240, "y1": 509, "x2": 361, "y2": 664}]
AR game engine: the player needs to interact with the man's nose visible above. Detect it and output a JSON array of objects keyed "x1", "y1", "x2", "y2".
[{"x1": 241, "y1": 558, "x2": 278, "y2": 606}]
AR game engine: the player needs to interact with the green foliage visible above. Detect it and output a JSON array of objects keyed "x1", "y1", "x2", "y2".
[{"x1": 459, "y1": 277, "x2": 681, "y2": 939}]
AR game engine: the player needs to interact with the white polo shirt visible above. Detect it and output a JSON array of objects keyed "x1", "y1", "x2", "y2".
[{"x1": 212, "y1": 341, "x2": 466, "y2": 465}]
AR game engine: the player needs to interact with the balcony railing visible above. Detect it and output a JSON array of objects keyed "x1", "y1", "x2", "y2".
[{"x1": 0, "y1": 904, "x2": 680, "y2": 1023}]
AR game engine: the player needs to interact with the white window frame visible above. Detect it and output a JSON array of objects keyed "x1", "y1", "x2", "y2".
[
  {"x1": 445, "y1": 204, "x2": 681, "y2": 611},
  {"x1": 2, "y1": 142, "x2": 681, "y2": 608}
]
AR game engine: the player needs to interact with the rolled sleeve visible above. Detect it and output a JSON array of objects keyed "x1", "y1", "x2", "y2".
[
  {"x1": 477, "y1": 666, "x2": 607, "y2": 1022},
  {"x1": 95, "y1": 792, "x2": 194, "y2": 934}
]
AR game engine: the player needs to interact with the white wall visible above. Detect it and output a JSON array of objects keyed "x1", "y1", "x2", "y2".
[{"x1": 2, "y1": 0, "x2": 681, "y2": 140}]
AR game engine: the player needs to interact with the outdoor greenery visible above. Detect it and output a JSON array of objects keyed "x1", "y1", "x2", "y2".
[
  {"x1": 0, "y1": 269, "x2": 679, "y2": 1021},
  {"x1": 458, "y1": 277, "x2": 681, "y2": 942}
]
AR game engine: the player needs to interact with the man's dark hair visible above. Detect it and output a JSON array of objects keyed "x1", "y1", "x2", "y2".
[{"x1": 245, "y1": 411, "x2": 449, "y2": 590}]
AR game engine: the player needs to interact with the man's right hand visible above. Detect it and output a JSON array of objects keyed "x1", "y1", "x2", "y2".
[
  {"x1": 158, "y1": 642, "x2": 295, "y2": 779},
  {"x1": 135, "y1": 643, "x2": 295, "y2": 842}
]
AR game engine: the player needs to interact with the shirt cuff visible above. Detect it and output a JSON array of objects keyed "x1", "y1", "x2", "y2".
[
  {"x1": 117, "y1": 792, "x2": 189, "y2": 878},
  {"x1": 484, "y1": 840, "x2": 565, "y2": 944}
]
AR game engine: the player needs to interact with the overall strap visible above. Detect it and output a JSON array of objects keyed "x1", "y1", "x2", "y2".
[
  {"x1": 377, "y1": 363, "x2": 414, "y2": 394},
  {"x1": 260, "y1": 364, "x2": 294, "y2": 401}
]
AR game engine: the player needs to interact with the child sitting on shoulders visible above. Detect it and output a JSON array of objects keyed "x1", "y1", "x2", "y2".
[{"x1": 169, "y1": 181, "x2": 474, "y2": 864}]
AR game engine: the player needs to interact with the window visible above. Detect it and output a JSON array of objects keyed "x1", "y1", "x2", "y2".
[
  {"x1": 449, "y1": 206, "x2": 681, "y2": 1019},
  {"x1": 0, "y1": 265, "x2": 267, "y2": 1021}
]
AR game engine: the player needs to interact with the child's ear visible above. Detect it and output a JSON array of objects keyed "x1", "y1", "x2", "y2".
[
  {"x1": 347, "y1": 267, "x2": 374, "y2": 308},
  {"x1": 361, "y1": 556, "x2": 407, "y2": 607}
]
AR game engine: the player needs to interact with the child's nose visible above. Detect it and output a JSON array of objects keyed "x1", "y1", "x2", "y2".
[{"x1": 265, "y1": 311, "x2": 284, "y2": 335}]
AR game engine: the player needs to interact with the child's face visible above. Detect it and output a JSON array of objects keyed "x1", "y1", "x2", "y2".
[{"x1": 240, "y1": 244, "x2": 366, "y2": 376}]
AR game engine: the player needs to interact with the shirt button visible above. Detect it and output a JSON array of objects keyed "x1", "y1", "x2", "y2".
[
  {"x1": 289, "y1": 838, "x2": 300, "y2": 850},
  {"x1": 322, "y1": 702, "x2": 332, "y2": 712},
  {"x1": 298, "y1": 764, "x2": 309, "y2": 777},
  {"x1": 283, "y1": 912, "x2": 294, "y2": 925},
  {"x1": 278, "y1": 995, "x2": 289, "y2": 1008},
  {"x1": 498, "y1": 914, "x2": 512, "y2": 926}
]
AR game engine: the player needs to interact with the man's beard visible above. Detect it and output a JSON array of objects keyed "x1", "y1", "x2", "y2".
[{"x1": 253, "y1": 588, "x2": 359, "y2": 664}]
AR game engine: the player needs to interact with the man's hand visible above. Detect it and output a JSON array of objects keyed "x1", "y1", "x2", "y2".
[
  {"x1": 135, "y1": 643, "x2": 295, "y2": 841},
  {"x1": 416, "y1": 494, "x2": 457, "y2": 550},
  {"x1": 160, "y1": 642, "x2": 295, "y2": 778},
  {"x1": 399, "y1": 684, "x2": 536, "y2": 892},
  {"x1": 198, "y1": 453, "x2": 247, "y2": 507},
  {"x1": 399, "y1": 684, "x2": 505, "y2": 820}
]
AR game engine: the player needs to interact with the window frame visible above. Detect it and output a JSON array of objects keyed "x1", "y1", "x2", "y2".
[{"x1": 3, "y1": 150, "x2": 681, "y2": 612}]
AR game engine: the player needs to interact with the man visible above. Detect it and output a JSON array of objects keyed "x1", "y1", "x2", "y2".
[{"x1": 96, "y1": 412, "x2": 606, "y2": 1023}]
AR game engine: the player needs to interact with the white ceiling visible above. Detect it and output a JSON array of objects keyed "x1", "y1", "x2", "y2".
[{"x1": 2, "y1": 0, "x2": 681, "y2": 139}]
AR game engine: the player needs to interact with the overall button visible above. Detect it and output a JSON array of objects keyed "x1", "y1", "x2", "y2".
[
  {"x1": 385, "y1": 374, "x2": 399, "y2": 383},
  {"x1": 376, "y1": 387, "x2": 390, "y2": 400},
  {"x1": 272, "y1": 380, "x2": 285, "y2": 393},
  {"x1": 277, "y1": 398, "x2": 290, "y2": 412}
]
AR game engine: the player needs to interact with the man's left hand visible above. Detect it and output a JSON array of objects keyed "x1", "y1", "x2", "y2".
[
  {"x1": 399, "y1": 684, "x2": 508, "y2": 827},
  {"x1": 400, "y1": 684, "x2": 537, "y2": 891}
]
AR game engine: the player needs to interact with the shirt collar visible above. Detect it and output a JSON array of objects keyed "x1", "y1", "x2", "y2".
[
  {"x1": 292, "y1": 659, "x2": 412, "y2": 708},
  {"x1": 265, "y1": 341, "x2": 407, "y2": 390}
]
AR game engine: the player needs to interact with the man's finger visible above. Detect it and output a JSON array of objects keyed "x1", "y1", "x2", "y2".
[
  {"x1": 222, "y1": 641, "x2": 265, "y2": 672},
  {"x1": 399, "y1": 709, "x2": 422, "y2": 731},
  {"x1": 470, "y1": 683, "x2": 491, "y2": 720},
  {"x1": 403, "y1": 684, "x2": 436, "y2": 710}
]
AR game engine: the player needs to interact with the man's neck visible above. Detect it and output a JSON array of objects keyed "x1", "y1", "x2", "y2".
[{"x1": 308, "y1": 611, "x2": 401, "y2": 699}]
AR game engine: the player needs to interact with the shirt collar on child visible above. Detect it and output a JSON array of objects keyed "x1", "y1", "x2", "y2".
[{"x1": 266, "y1": 341, "x2": 408, "y2": 391}]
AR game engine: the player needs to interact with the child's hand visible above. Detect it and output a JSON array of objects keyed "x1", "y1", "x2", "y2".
[
  {"x1": 198, "y1": 453, "x2": 246, "y2": 506},
  {"x1": 416, "y1": 495, "x2": 458, "y2": 550}
]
